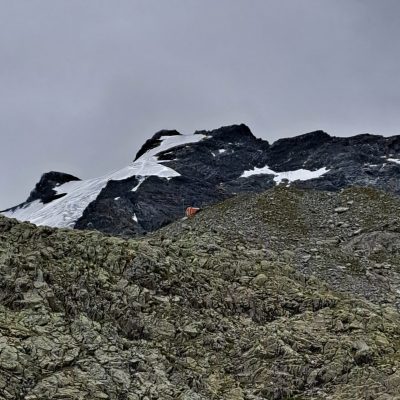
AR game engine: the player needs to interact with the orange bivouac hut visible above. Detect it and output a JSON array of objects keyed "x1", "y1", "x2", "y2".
[{"x1": 185, "y1": 207, "x2": 200, "y2": 217}]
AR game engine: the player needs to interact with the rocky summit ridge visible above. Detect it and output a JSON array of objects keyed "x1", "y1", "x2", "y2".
[
  {"x1": 1, "y1": 186, "x2": 400, "y2": 399},
  {"x1": 3, "y1": 124, "x2": 400, "y2": 236}
]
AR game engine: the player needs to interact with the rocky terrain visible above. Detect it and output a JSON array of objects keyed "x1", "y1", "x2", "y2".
[
  {"x1": 4, "y1": 124, "x2": 400, "y2": 236},
  {"x1": 2, "y1": 186, "x2": 400, "y2": 399}
]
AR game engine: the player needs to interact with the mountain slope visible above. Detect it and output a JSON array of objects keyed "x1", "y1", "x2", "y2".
[
  {"x1": 1, "y1": 186, "x2": 400, "y2": 399},
  {"x1": 1, "y1": 132, "x2": 206, "y2": 229},
  {"x1": 3, "y1": 124, "x2": 400, "y2": 236}
]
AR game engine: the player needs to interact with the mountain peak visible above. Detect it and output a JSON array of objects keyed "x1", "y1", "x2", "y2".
[
  {"x1": 134, "y1": 129, "x2": 182, "y2": 161},
  {"x1": 27, "y1": 171, "x2": 80, "y2": 204},
  {"x1": 271, "y1": 130, "x2": 331, "y2": 148},
  {"x1": 197, "y1": 123, "x2": 257, "y2": 142}
]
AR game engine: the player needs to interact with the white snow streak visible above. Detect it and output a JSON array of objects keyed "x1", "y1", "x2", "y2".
[
  {"x1": 3, "y1": 133, "x2": 205, "y2": 228},
  {"x1": 387, "y1": 158, "x2": 400, "y2": 165},
  {"x1": 131, "y1": 176, "x2": 146, "y2": 192},
  {"x1": 241, "y1": 166, "x2": 329, "y2": 184}
]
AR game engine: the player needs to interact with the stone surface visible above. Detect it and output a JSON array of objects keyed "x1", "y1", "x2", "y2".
[{"x1": 1, "y1": 186, "x2": 400, "y2": 398}]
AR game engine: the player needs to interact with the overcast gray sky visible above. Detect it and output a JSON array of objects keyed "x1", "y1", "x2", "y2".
[{"x1": 1, "y1": 0, "x2": 400, "y2": 209}]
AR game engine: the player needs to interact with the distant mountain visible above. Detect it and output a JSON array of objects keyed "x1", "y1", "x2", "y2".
[{"x1": 3, "y1": 124, "x2": 400, "y2": 236}]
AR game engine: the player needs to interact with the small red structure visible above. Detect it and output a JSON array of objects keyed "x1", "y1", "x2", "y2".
[{"x1": 186, "y1": 207, "x2": 200, "y2": 218}]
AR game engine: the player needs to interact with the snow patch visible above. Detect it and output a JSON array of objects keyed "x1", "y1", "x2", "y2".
[
  {"x1": 211, "y1": 149, "x2": 226, "y2": 157},
  {"x1": 3, "y1": 133, "x2": 206, "y2": 228},
  {"x1": 241, "y1": 166, "x2": 329, "y2": 184},
  {"x1": 132, "y1": 214, "x2": 138, "y2": 223},
  {"x1": 387, "y1": 158, "x2": 400, "y2": 165},
  {"x1": 132, "y1": 176, "x2": 146, "y2": 192}
]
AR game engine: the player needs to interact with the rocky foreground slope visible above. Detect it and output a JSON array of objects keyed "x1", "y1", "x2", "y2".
[
  {"x1": 2, "y1": 186, "x2": 400, "y2": 399},
  {"x1": 4, "y1": 124, "x2": 400, "y2": 236}
]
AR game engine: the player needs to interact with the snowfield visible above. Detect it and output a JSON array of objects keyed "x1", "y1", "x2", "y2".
[
  {"x1": 3, "y1": 133, "x2": 206, "y2": 228},
  {"x1": 241, "y1": 165, "x2": 329, "y2": 184}
]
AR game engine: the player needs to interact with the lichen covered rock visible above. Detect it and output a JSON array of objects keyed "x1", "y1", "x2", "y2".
[{"x1": 1, "y1": 186, "x2": 400, "y2": 399}]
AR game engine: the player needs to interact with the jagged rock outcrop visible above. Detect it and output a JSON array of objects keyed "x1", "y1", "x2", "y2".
[
  {"x1": 134, "y1": 129, "x2": 182, "y2": 160},
  {"x1": 3, "y1": 124, "x2": 400, "y2": 236}
]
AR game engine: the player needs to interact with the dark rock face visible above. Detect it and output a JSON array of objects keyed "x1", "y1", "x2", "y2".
[
  {"x1": 134, "y1": 129, "x2": 181, "y2": 161},
  {"x1": 4, "y1": 171, "x2": 80, "y2": 213},
  {"x1": 4, "y1": 124, "x2": 400, "y2": 236},
  {"x1": 75, "y1": 175, "x2": 231, "y2": 237},
  {"x1": 26, "y1": 171, "x2": 81, "y2": 203}
]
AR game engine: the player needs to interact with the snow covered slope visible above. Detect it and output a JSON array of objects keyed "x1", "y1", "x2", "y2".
[{"x1": 3, "y1": 133, "x2": 205, "y2": 228}]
